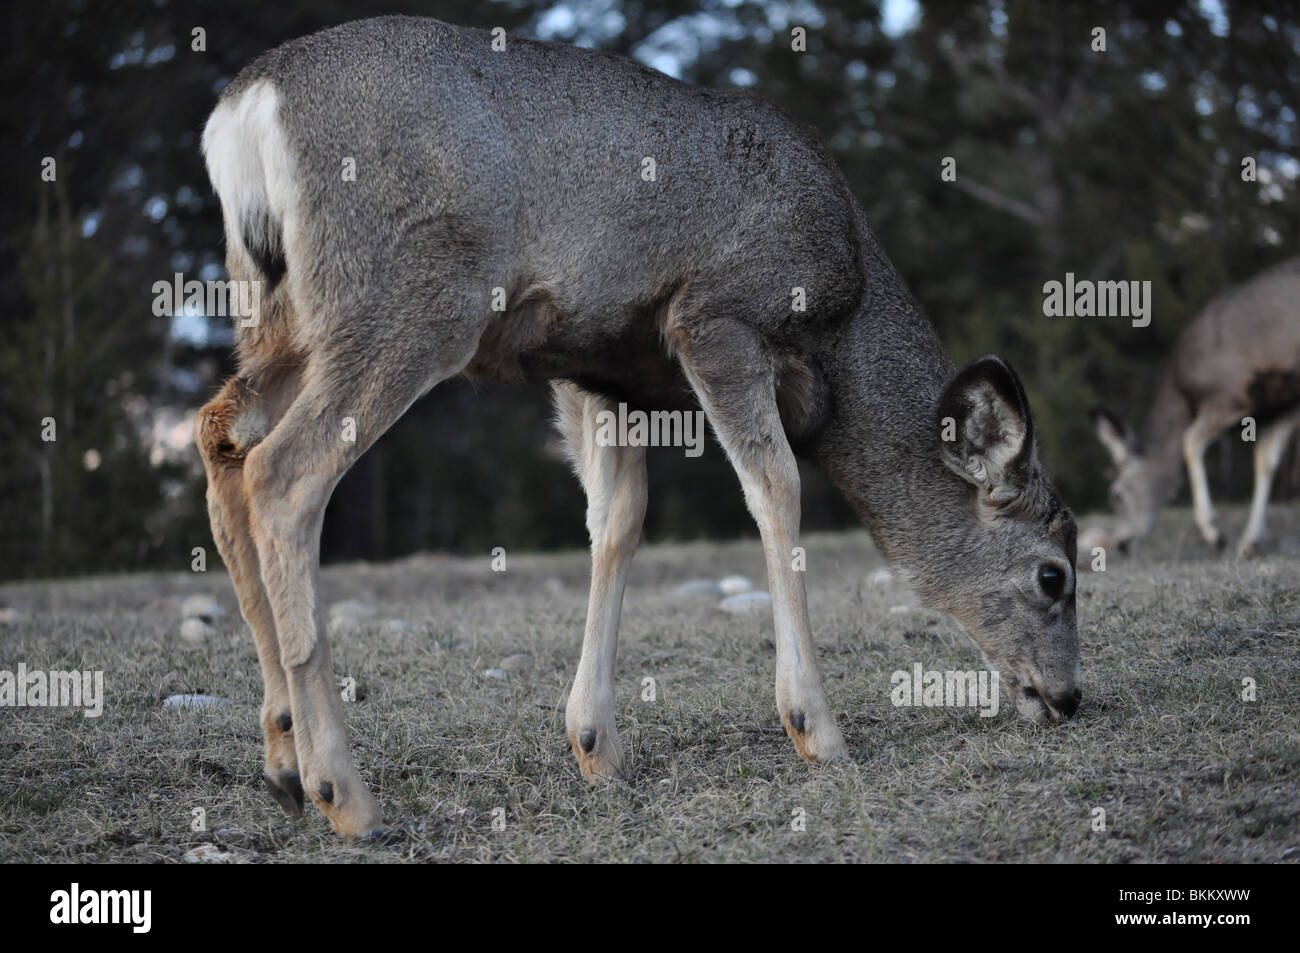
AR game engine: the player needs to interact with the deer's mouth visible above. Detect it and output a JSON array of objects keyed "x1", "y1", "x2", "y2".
[{"x1": 1016, "y1": 677, "x2": 1082, "y2": 722}]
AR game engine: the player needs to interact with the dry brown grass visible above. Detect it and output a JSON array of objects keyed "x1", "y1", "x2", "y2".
[{"x1": 1, "y1": 505, "x2": 1297, "y2": 862}]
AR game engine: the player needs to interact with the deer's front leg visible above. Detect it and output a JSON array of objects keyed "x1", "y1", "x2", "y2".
[
  {"x1": 1183, "y1": 408, "x2": 1238, "y2": 549},
  {"x1": 747, "y1": 448, "x2": 847, "y2": 762},
  {"x1": 553, "y1": 383, "x2": 648, "y2": 779},
  {"x1": 1238, "y1": 414, "x2": 1297, "y2": 557},
  {"x1": 677, "y1": 327, "x2": 847, "y2": 764}
]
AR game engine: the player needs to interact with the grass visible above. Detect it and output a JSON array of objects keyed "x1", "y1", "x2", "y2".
[{"x1": 0, "y1": 505, "x2": 1297, "y2": 863}]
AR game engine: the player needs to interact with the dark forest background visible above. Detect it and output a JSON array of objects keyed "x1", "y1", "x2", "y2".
[{"x1": 2, "y1": 0, "x2": 1297, "y2": 580}]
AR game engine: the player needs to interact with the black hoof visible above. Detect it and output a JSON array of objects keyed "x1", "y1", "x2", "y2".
[
  {"x1": 789, "y1": 709, "x2": 806, "y2": 734},
  {"x1": 263, "y1": 770, "x2": 305, "y2": 818},
  {"x1": 1213, "y1": 532, "x2": 1227, "y2": 552},
  {"x1": 578, "y1": 729, "x2": 597, "y2": 753}
]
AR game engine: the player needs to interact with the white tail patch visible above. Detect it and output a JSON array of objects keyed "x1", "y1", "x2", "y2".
[{"x1": 201, "y1": 81, "x2": 298, "y2": 281}]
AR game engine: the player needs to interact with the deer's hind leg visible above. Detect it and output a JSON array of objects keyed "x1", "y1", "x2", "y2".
[
  {"x1": 1183, "y1": 403, "x2": 1245, "y2": 549},
  {"x1": 552, "y1": 382, "x2": 648, "y2": 779},
  {"x1": 241, "y1": 299, "x2": 485, "y2": 839},
  {"x1": 195, "y1": 365, "x2": 305, "y2": 815},
  {"x1": 674, "y1": 320, "x2": 847, "y2": 765},
  {"x1": 1238, "y1": 410, "x2": 1298, "y2": 557}
]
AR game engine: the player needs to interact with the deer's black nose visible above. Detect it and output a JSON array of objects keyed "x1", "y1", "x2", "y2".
[{"x1": 1052, "y1": 687, "x2": 1082, "y2": 719}]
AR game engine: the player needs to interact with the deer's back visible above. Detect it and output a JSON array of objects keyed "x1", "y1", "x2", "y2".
[
  {"x1": 221, "y1": 15, "x2": 866, "y2": 365},
  {"x1": 1173, "y1": 258, "x2": 1300, "y2": 416}
]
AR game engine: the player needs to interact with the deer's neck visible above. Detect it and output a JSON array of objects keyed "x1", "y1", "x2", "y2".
[{"x1": 807, "y1": 241, "x2": 966, "y2": 589}]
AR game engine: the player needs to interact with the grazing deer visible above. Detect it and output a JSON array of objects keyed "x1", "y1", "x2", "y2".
[
  {"x1": 1091, "y1": 257, "x2": 1300, "y2": 559},
  {"x1": 196, "y1": 16, "x2": 1080, "y2": 840}
]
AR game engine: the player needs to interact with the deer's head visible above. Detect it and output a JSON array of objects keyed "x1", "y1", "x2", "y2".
[
  {"x1": 923, "y1": 356, "x2": 1081, "y2": 722},
  {"x1": 1090, "y1": 407, "x2": 1161, "y2": 547}
]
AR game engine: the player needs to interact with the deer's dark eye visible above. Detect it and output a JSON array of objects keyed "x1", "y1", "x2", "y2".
[{"x1": 1037, "y1": 564, "x2": 1066, "y2": 601}]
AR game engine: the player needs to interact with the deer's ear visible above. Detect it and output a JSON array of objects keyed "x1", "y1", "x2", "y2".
[
  {"x1": 1089, "y1": 406, "x2": 1133, "y2": 466},
  {"x1": 936, "y1": 355, "x2": 1037, "y2": 502}
]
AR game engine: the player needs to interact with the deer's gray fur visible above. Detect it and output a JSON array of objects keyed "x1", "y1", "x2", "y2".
[
  {"x1": 1092, "y1": 257, "x2": 1300, "y2": 559},
  {"x1": 196, "y1": 16, "x2": 1079, "y2": 839}
]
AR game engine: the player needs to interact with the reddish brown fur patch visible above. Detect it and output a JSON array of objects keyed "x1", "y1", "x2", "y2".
[
  {"x1": 568, "y1": 731, "x2": 623, "y2": 780},
  {"x1": 781, "y1": 712, "x2": 820, "y2": 761},
  {"x1": 782, "y1": 710, "x2": 843, "y2": 763},
  {"x1": 197, "y1": 377, "x2": 258, "y2": 466}
]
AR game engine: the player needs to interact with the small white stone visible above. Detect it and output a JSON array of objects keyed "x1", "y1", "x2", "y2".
[
  {"x1": 717, "y1": 574, "x2": 754, "y2": 596},
  {"x1": 718, "y1": 591, "x2": 772, "y2": 615},
  {"x1": 163, "y1": 693, "x2": 229, "y2": 710},
  {"x1": 482, "y1": 668, "x2": 508, "y2": 679},
  {"x1": 181, "y1": 594, "x2": 224, "y2": 622},
  {"x1": 330, "y1": 599, "x2": 375, "y2": 621},
  {"x1": 179, "y1": 617, "x2": 217, "y2": 645},
  {"x1": 673, "y1": 579, "x2": 725, "y2": 599}
]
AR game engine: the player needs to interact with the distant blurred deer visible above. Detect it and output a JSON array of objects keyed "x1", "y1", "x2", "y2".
[{"x1": 1091, "y1": 257, "x2": 1300, "y2": 558}]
